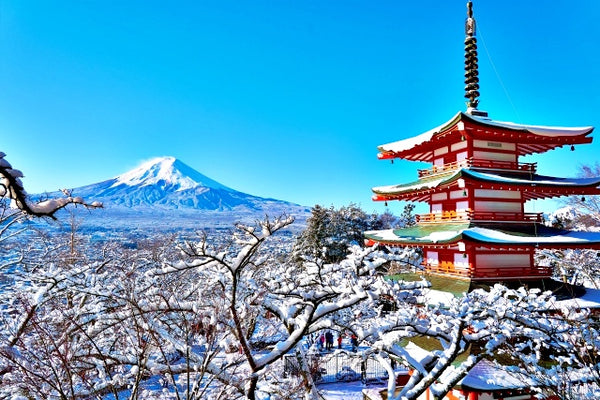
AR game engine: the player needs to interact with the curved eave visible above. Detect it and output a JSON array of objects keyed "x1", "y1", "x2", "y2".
[
  {"x1": 464, "y1": 169, "x2": 600, "y2": 201},
  {"x1": 365, "y1": 223, "x2": 470, "y2": 247},
  {"x1": 466, "y1": 112, "x2": 594, "y2": 138},
  {"x1": 365, "y1": 225, "x2": 600, "y2": 250},
  {"x1": 377, "y1": 112, "x2": 463, "y2": 162},
  {"x1": 372, "y1": 168, "x2": 600, "y2": 202},
  {"x1": 372, "y1": 170, "x2": 460, "y2": 202},
  {"x1": 377, "y1": 112, "x2": 594, "y2": 161},
  {"x1": 464, "y1": 227, "x2": 600, "y2": 249},
  {"x1": 464, "y1": 113, "x2": 594, "y2": 156}
]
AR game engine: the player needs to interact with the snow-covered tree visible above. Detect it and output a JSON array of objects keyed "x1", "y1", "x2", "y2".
[
  {"x1": 349, "y1": 285, "x2": 575, "y2": 399},
  {"x1": 292, "y1": 203, "x2": 410, "y2": 264},
  {"x1": 3, "y1": 152, "x2": 600, "y2": 399},
  {"x1": 4, "y1": 213, "x2": 600, "y2": 399},
  {"x1": 0, "y1": 215, "x2": 381, "y2": 398},
  {"x1": 540, "y1": 163, "x2": 600, "y2": 288},
  {"x1": 536, "y1": 248, "x2": 600, "y2": 289},
  {"x1": 499, "y1": 304, "x2": 600, "y2": 400},
  {"x1": 562, "y1": 163, "x2": 600, "y2": 228},
  {"x1": 0, "y1": 152, "x2": 102, "y2": 220},
  {"x1": 154, "y1": 215, "x2": 405, "y2": 399}
]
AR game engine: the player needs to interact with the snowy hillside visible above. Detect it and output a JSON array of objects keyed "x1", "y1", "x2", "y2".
[{"x1": 36, "y1": 157, "x2": 309, "y2": 230}]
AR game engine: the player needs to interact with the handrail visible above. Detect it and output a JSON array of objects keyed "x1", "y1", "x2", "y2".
[
  {"x1": 416, "y1": 210, "x2": 543, "y2": 224},
  {"x1": 423, "y1": 262, "x2": 552, "y2": 279},
  {"x1": 418, "y1": 158, "x2": 537, "y2": 178}
]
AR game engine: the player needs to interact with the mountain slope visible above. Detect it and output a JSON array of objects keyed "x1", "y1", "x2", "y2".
[{"x1": 42, "y1": 157, "x2": 309, "y2": 230}]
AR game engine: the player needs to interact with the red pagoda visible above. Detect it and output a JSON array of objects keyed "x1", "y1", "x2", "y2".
[{"x1": 364, "y1": 1, "x2": 600, "y2": 283}]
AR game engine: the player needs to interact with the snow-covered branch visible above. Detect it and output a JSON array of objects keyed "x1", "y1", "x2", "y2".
[{"x1": 0, "y1": 152, "x2": 102, "y2": 219}]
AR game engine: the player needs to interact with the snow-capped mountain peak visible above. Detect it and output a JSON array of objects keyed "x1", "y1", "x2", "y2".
[
  {"x1": 39, "y1": 156, "x2": 309, "y2": 228},
  {"x1": 112, "y1": 156, "x2": 230, "y2": 192}
]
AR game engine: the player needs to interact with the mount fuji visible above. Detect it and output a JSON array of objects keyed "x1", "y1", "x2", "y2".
[{"x1": 39, "y1": 157, "x2": 309, "y2": 230}]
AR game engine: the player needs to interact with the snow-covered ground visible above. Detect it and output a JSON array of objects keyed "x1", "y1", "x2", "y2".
[{"x1": 319, "y1": 381, "x2": 367, "y2": 400}]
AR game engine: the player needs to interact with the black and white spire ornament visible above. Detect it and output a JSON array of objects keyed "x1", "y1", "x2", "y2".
[{"x1": 464, "y1": 1, "x2": 480, "y2": 110}]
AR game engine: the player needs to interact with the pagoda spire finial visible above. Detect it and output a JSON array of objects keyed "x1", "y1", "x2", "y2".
[{"x1": 464, "y1": 0, "x2": 480, "y2": 110}]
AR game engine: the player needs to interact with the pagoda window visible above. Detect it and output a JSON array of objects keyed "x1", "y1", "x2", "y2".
[
  {"x1": 427, "y1": 251, "x2": 439, "y2": 266},
  {"x1": 431, "y1": 203, "x2": 443, "y2": 213},
  {"x1": 474, "y1": 200, "x2": 521, "y2": 212},
  {"x1": 451, "y1": 141, "x2": 468, "y2": 152},
  {"x1": 473, "y1": 140, "x2": 516, "y2": 151},
  {"x1": 473, "y1": 150, "x2": 516, "y2": 163},
  {"x1": 433, "y1": 157, "x2": 445, "y2": 167},
  {"x1": 475, "y1": 189, "x2": 521, "y2": 200},
  {"x1": 455, "y1": 200, "x2": 469, "y2": 212},
  {"x1": 450, "y1": 189, "x2": 468, "y2": 199},
  {"x1": 476, "y1": 253, "x2": 530, "y2": 269},
  {"x1": 432, "y1": 193, "x2": 448, "y2": 201},
  {"x1": 453, "y1": 252, "x2": 469, "y2": 271},
  {"x1": 434, "y1": 146, "x2": 449, "y2": 157},
  {"x1": 455, "y1": 150, "x2": 468, "y2": 163}
]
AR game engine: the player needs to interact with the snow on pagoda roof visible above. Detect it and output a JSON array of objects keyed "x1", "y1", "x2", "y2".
[
  {"x1": 555, "y1": 287, "x2": 600, "y2": 309},
  {"x1": 372, "y1": 168, "x2": 600, "y2": 199},
  {"x1": 378, "y1": 112, "x2": 462, "y2": 154},
  {"x1": 365, "y1": 223, "x2": 469, "y2": 245},
  {"x1": 458, "y1": 359, "x2": 532, "y2": 391},
  {"x1": 365, "y1": 223, "x2": 469, "y2": 246},
  {"x1": 378, "y1": 111, "x2": 594, "y2": 155},
  {"x1": 465, "y1": 227, "x2": 600, "y2": 245},
  {"x1": 372, "y1": 171, "x2": 458, "y2": 196},
  {"x1": 469, "y1": 113, "x2": 594, "y2": 137},
  {"x1": 365, "y1": 224, "x2": 600, "y2": 247},
  {"x1": 465, "y1": 169, "x2": 600, "y2": 187}
]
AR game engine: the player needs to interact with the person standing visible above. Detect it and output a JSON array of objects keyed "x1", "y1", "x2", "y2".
[
  {"x1": 318, "y1": 333, "x2": 325, "y2": 351},
  {"x1": 325, "y1": 331, "x2": 333, "y2": 350},
  {"x1": 351, "y1": 334, "x2": 358, "y2": 352}
]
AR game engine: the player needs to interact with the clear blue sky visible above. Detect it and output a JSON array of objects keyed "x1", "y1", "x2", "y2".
[{"x1": 1, "y1": 1, "x2": 598, "y2": 215}]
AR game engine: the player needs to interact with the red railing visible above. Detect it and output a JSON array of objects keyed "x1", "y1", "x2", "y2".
[
  {"x1": 418, "y1": 158, "x2": 537, "y2": 178},
  {"x1": 423, "y1": 263, "x2": 552, "y2": 280},
  {"x1": 417, "y1": 160, "x2": 467, "y2": 178},
  {"x1": 423, "y1": 262, "x2": 470, "y2": 277},
  {"x1": 469, "y1": 265, "x2": 552, "y2": 280},
  {"x1": 416, "y1": 210, "x2": 543, "y2": 224},
  {"x1": 468, "y1": 211, "x2": 543, "y2": 223}
]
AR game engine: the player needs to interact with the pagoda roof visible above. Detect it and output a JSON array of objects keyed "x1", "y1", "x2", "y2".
[
  {"x1": 364, "y1": 223, "x2": 600, "y2": 248},
  {"x1": 372, "y1": 168, "x2": 600, "y2": 202},
  {"x1": 377, "y1": 111, "x2": 594, "y2": 161},
  {"x1": 458, "y1": 359, "x2": 532, "y2": 391}
]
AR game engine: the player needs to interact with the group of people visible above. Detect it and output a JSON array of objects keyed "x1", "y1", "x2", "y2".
[{"x1": 315, "y1": 331, "x2": 359, "y2": 352}]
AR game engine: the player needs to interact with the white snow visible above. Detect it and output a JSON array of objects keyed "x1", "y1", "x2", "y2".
[
  {"x1": 459, "y1": 359, "x2": 531, "y2": 390},
  {"x1": 112, "y1": 156, "x2": 231, "y2": 191},
  {"x1": 465, "y1": 169, "x2": 600, "y2": 187},
  {"x1": 378, "y1": 124, "x2": 441, "y2": 154},
  {"x1": 372, "y1": 168, "x2": 600, "y2": 197},
  {"x1": 465, "y1": 226, "x2": 600, "y2": 244},
  {"x1": 319, "y1": 381, "x2": 365, "y2": 400},
  {"x1": 372, "y1": 171, "x2": 459, "y2": 195},
  {"x1": 469, "y1": 114, "x2": 593, "y2": 137},
  {"x1": 367, "y1": 224, "x2": 600, "y2": 247},
  {"x1": 554, "y1": 287, "x2": 600, "y2": 309}
]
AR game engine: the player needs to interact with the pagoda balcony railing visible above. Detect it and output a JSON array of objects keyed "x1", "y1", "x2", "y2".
[
  {"x1": 416, "y1": 210, "x2": 543, "y2": 224},
  {"x1": 417, "y1": 158, "x2": 537, "y2": 178},
  {"x1": 423, "y1": 262, "x2": 552, "y2": 280}
]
